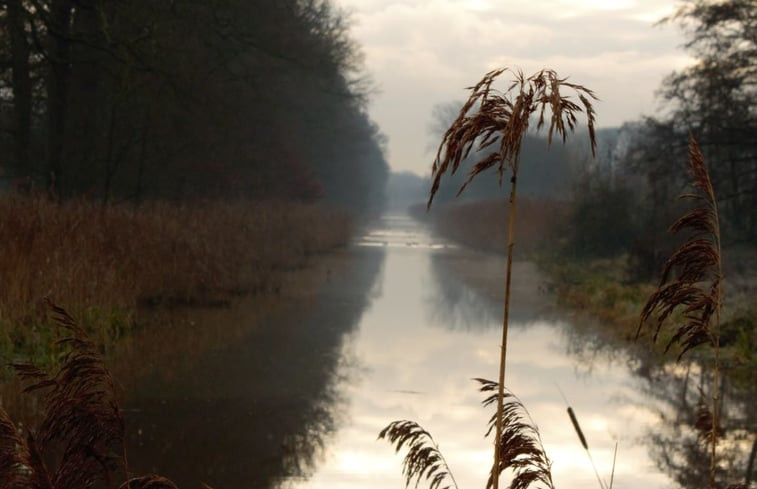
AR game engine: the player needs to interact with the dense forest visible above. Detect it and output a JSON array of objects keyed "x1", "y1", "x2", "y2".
[{"x1": 0, "y1": 0, "x2": 388, "y2": 210}]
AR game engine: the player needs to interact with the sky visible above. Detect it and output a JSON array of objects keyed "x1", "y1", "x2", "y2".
[{"x1": 335, "y1": 0, "x2": 693, "y2": 175}]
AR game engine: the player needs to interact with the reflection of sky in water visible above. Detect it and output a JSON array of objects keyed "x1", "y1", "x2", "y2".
[{"x1": 287, "y1": 215, "x2": 671, "y2": 489}]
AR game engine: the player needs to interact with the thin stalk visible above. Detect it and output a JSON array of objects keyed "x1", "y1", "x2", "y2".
[
  {"x1": 586, "y1": 449, "x2": 607, "y2": 489},
  {"x1": 710, "y1": 190, "x2": 722, "y2": 489},
  {"x1": 557, "y1": 383, "x2": 606, "y2": 489},
  {"x1": 492, "y1": 162, "x2": 519, "y2": 489},
  {"x1": 609, "y1": 442, "x2": 617, "y2": 489},
  {"x1": 745, "y1": 435, "x2": 756, "y2": 487},
  {"x1": 711, "y1": 319, "x2": 720, "y2": 489},
  {"x1": 123, "y1": 448, "x2": 132, "y2": 489},
  {"x1": 436, "y1": 440, "x2": 460, "y2": 489}
]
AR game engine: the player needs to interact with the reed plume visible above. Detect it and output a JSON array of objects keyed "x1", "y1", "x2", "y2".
[
  {"x1": 476, "y1": 379, "x2": 554, "y2": 489},
  {"x1": 11, "y1": 300, "x2": 126, "y2": 489},
  {"x1": 378, "y1": 420, "x2": 458, "y2": 489},
  {"x1": 637, "y1": 135, "x2": 723, "y2": 488},
  {"x1": 428, "y1": 67, "x2": 596, "y2": 489},
  {"x1": 428, "y1": 68, "x2": 597, "y2": 207},
  {"x1": 379, "y1": 380, "x2": 555, "y2": 489},
  {"x1": 638, "y1": 136, "x2": 722, "y2": 358},
  {"x1": 2, "y1": 300, "x2": 178, "y2": 489}
]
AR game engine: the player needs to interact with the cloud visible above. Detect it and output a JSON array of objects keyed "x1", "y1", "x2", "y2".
[{"x1": 337, "y1": 0, "x2": 686, "y2": 174}]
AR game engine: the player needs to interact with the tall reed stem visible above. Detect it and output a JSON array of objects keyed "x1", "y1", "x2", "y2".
[
  {"x1": 638, "y1": 136, "x2": 724, "y2": 488},
  {"x1": 426, "y1": 68, "x2": 596, "y2": 489},
  {"x1": 492, "y1": 161, "x2": 519, "y2": 489},
  {"x1": 710, "y1": 174, "x2": 723, "y2": 489}
]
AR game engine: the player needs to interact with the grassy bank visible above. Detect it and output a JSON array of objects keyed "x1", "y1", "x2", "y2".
[{"x1": 0, "y1": 195, "x2": 352, "y2": 363}]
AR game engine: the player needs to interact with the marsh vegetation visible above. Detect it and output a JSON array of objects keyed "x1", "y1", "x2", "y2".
[
  {"x1": 0, "y1": 0, "x2": 755, "y2": 488},
  {"x1": 0, "y1": 196, "x2": 352, "y2": 365}
]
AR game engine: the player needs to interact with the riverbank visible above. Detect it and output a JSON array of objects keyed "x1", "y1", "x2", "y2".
[{"x1": 0, "y1": 195, "x2": 353, "y2": 365}]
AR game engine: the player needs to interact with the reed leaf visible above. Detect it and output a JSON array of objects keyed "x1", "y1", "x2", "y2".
[
  {"x1": 476, "y1": 379, "x2": 554, "y2": 489},
  {"x1": 695, "y1": 397, "x2": 716, "y2": 444},
  {"x1": 378, "y1": 420, "x2": 458, "y2": 489},
  {"x1": 0, "y1": 411, "x2": 53, "y2": 489}
]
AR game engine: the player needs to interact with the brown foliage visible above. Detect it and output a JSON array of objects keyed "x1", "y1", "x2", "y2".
[
  {"x1": 0, "y1": 407, "x2": 30, "y2": 489},
  {"x1": 637, "y1": 135, "x2": 730, "y2": 488},
  {"x1": 12, "y1": 301, "x2": 124, "y2": 489},
  {"x1": 427, "y1": 67, "x2": 596, "y2": 489},
  {"x1": 118, "y1": 476, "x2": 178, "y2": 489},
  {"x1": 378, "y1": 420, "x2": 457, "y2": 489},
  {"x1": 476, "y1": 379, "x2": 554, "y2": 489},
  {"x1": 1, "y1": 302, "x2": 178, "y2": 489}
]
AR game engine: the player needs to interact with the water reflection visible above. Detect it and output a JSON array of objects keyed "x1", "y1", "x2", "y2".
[
  {"x1": 426, "y1": 252, "x2": 500, "y2": 332},
  {"x1": 288, "y1": 216, "x2": 670, "y2": 489},
  {"x1": 635, "y1": 358, "x2": 756, "y2": 486},
  {"x1": 406, "y1": 212, "x2": 751, "y2": 488},
  {"x1": 70, "y1": 212, "x2": 754, "y2": 489},
  {"x1": 117, "y1": 247, "x2": 386, "y2": 489},
  {"x1": 427, "y1": 252, "x2": 558, "y2": 332},
  {"x1": 553, "y1": 296, "x2": 756, "y2": 487}
]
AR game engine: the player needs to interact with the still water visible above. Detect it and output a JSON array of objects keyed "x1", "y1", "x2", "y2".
[{"x1": 121, "y1": 214, "x2": 683, "y2": 488}]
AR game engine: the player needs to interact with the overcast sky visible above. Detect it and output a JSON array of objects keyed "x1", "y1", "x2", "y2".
[{"x1": 335, "y1": 0, "x2": 693, "y2": 175}]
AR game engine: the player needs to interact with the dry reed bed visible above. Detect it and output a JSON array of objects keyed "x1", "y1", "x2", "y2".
[
  {"x1": 432, "y1": 198, "x2": 568, "y2": 257},
  {"x1": 0, "y1": 196, "x2": 352, "y2": 359}
]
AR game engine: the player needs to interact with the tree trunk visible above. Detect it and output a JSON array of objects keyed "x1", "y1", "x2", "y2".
[
  {"x1": 7, "y1": 0, "x2": 32, "y2": 177},
  {"x1": 46, "y1": 0, "x2": 74, "y2": 198}
]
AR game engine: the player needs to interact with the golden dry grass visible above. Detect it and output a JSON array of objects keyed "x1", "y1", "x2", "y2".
[
  {"x1": 0, "y1": 195, "x2": 352, "y2": 359},
  {"x1": 432, "y1": 198, "x2": 568, "y2": 257}
]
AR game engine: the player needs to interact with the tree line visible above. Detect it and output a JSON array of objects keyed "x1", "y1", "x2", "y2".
[
  {"x1": 0, "y1": 0, "x2": 388, "y2": 209},
  {"x1": 577, "y1": 0, "x2": 756, "y2": 267},
  {"x1": 424, "y1": 1, "x2": 754, "y2": 276}
]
